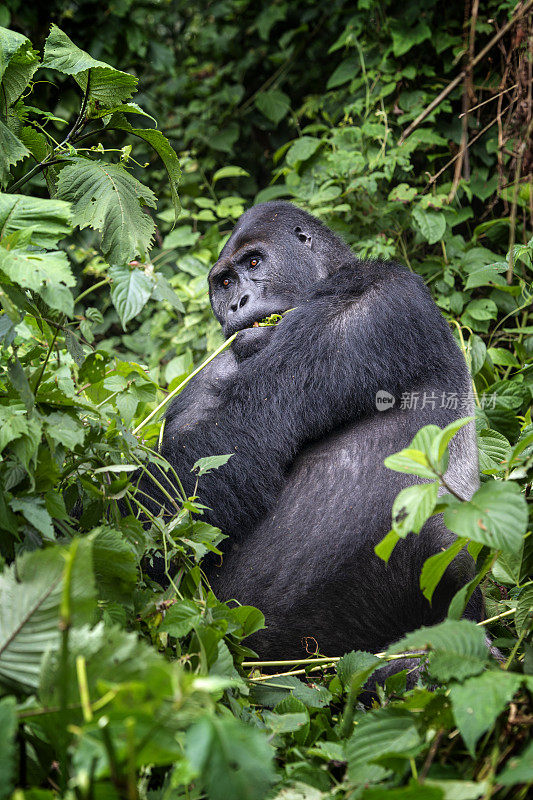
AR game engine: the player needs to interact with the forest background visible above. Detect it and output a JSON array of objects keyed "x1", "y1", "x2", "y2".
[{"x1": 0, "y1": 0, "x2": 532, "y2": 798}]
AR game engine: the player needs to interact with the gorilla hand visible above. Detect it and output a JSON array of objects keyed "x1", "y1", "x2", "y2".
[{"x1": 231, "y1": 325, "x2": 274, "y2": 360}]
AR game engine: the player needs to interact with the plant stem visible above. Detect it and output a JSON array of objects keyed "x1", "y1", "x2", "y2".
[
  {"x1": 74, "y1": 277, "x2": 111, "y2": 305},
  {"x1": 32, "y1": 325, "x2": 60, "y2": 395},
  {"x1": 133, "y1": 332, "x2": 237, "y2": 434},
  {"x1": 58, "y1": 539, "x2": 79, "y2": 793}
]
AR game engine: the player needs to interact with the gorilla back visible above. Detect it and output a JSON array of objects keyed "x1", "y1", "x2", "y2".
[{"x1": 144, "y1": 201, "x2": 481, "y2": 659}]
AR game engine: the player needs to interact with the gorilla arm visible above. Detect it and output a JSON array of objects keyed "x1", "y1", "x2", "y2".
[{"x1": 140, "y1": 263, "x2": 464, "y2": 538}]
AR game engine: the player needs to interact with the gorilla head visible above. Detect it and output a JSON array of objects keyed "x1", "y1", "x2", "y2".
[{"x1": 208, "y1": 202, "x2": 352, "y2": 345}]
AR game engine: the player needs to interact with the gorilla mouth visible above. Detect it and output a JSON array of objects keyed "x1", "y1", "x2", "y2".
[{"x1": 229, "y1": 308, "x2": 288, "y2": 336}]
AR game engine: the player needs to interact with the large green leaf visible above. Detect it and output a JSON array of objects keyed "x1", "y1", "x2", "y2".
[
  {"x1": 450, "y1": 671, "x2": 522, "y2": 755},
  {"x1": 390, "y1": 482, "x2": 439, "y2": 537},
  {"x1": 42, "y1": 25, "x2": 137, "y2": 106},
  {"x1": 286, "y1": 136, "x2": 322, "y2": 166},
  {"x1": 56, "y1": 158, "x2": 156, "y2": 263},
  {"x1": 420, "y1": 537, "x2": 469, "y2": 602},
  {"x1": 186, "y1": 715, "x2": 276, "y2": 800},
  {"x1": 0, "y1": 544, "x2": 95, "y2": 694},
  {"x1": 442, "y1": 481, "x2": 528, "y2": 553},
  {"x1": 109, "y1": 263, "x2": 154, "y2": 327},
  {"x1": 497, "y1": 740, "x2": 533, "y2": 786},
  {"x1": 477, "y1": 429, "x2": 512, "y2": 474},
  {"x1": 107, "y1": 114, "x2": 181, "y2": 222},
  {"x1": 0, "y1": 192, "x2": 71, "y2": 247},
  {"x1": 255, "y1": 89, "x2": 291, "y2": 124},
  {"x1": 0, "y1": 26, "x2": 29, "y2": 81},
  {"x1": 388, "y1": 619, "x2": 488, "y2": 682},
  {"x1": 412, "y1": 207, "x2": 446, "y2": 245},
  {"x1": 0, "y1": 247, "x2": 75, "y2": 315},
  {"x1": 345, "y1": 710, "x2": 420, "y2": 784},
  {"x1": 0, "y1": 27, "x2": 39, "y2": 107},
  {"x1": 0, "y1": 120, "x2": 29, "y2": 187}
]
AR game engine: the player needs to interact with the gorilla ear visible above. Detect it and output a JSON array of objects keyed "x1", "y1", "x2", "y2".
[{"x1": 294, "y1": 226, "x2": 313, "y2": 248}]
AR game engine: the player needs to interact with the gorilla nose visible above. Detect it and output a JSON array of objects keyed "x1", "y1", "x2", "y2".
[{"x1": 230, "y1": 294, "x2": 249, "y2": 313}]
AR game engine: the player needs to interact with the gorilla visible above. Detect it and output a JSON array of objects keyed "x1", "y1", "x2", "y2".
[{"x1": 139, "y1": 201, "x2": 481, "y2": 663}]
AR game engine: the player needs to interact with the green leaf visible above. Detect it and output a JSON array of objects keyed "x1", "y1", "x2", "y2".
[
  {"x1": 515, "y1": 585, "x2": 533, "y2": 634},
  {"x1": 487, "y1": 347, "x2": 520, "y2": 367},
  {"x1": 412, "y1": 207, "x2": 446, "y2": 245},
  {"x1": 384, "y1": 448, "x2": 437, "y2": 479},
  {"x1": 109, "y1": 264, "x2": 154, "y2": 328},
  {"x1": 163, "y1": 225, "x2": 200, "y2": 249},
  {"x1": 0, "y1": 120, "x2": 29, "y2": 187},
  {"x1": 467, "y1": 334, "x2": 486, "y2": 376},
  {"x1": 107, "y1": 115, "x2": 181, "y2": 223},
  {"x1": 450, "y1": 671, "x2": 522, "y2": 755},
  {"x1": 0, "y1": 543, "x2": 96, "y2": 694},
  {"x1": 464, "y1": 264, "x2": 507, "y2": 290},
  {"x1": 212, "y1": 166, "x2": 250, "y2": 183},
  {"x1": 464, "y1": 298, "x2": 498, "y2": 322},
  {"x1": 420, "y1": 538, "x2": 468, "y2": 602},
  {"x1": 327, "y1": 57, "x2": 360, "y2": 89},
  {"x1": 91, "y1": 527, "x2": 138, "y2": 604},
  {"x1": 424, "y1": 780, "x2": 487, "y2": 800},
  {"x1": 497, "y1": 740, "x2": 533, "y2": 786},
  {"x1": 374, "y1": 529, "x2": 401, "y2": 563},
  {"x1": 151, "y1": 272, "x2": 185, "y2": 312},
  {"x1": 391, "y1": 482, "x2": 439, "y2": 537},
  {"x1": 447, "y1": 552, "x2": 494, "y2": 620},
  {"x1": 443, "y1": 481, "x2": 528, "y2": 553},
  {"x1": 286, "y1": 137, "x2": 322, "y2": 166},
  {"x1": 263, "y1": 711, "x2": 309, "y2": 735},
  {"x1": 345, "y1": 710, "x2": 420, "y2": 784},
  {"x1": 186, "y1": 716, "x2": 276, "y2": 800},
  {"x1": 0, "y1": 241, "x2": 71, "y2": 291},
  {"x1": 477, "y1": 429, "x2": 511, "y2": 474},
  {"x1": 0, "y1": 193, "x2": 71, "y2": 248},
  {"x1": 337, "y1": 650, "x2": 381, "y2": 689},
  {"x1": 10, "y1": 497, "x2": 55, "y2": 539},
  {"x1": 388, "y1": 619, "x2": 488, "y2": 682},
  {"x1": 56, "y1": 158, "x2": 156, "y2": 263},
  {"x1": 0, "y1": 28, "x2": 39, "y2": 107},
  {"x1": 0, "y1": 696, "x2": 17, "y2": 799},
  {"x1": 390, "y1": 20, "x2": 431, "y2": 56},
  {"x1": 0, "y1": 26, "x2": 30, "y2": 81},
  {"x1": 255, "y1": 89, "x2": 291, "y2": 124},
  {"x1": 159, "y1": 600, "x2": 201, "y2": 638},
  {"x1": 193, "y1": 454, "x2": 234, "y2": 476},
  {"x1": 388, "y1": 183, "x2": 418, "y2": 203},
  {"x1": 42, "y1": 25, "x2": 137, "y2": 106},
  {"x1": 7, "y1": 356, "x2": 34, "y2": 413}
]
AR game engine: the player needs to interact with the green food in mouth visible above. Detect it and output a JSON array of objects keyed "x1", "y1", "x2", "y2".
[
  {"x1": 253, "y1": 309, "x2": 294, "y2": 327},
  {"x1": 253, "y1": 313, "x2": 284, "y2": 327}
]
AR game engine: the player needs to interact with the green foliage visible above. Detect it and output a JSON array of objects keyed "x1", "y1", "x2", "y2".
[{"x1": 0, "y1": 1, "x2": 532, "y2": 797}]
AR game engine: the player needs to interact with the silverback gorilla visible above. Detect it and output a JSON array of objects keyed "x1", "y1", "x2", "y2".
[{"x1": 140, "y1": 201, "x2": 481, "y2": 662}]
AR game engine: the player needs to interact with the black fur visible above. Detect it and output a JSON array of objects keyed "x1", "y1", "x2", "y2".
[{"x1": 140, "y1": 201, "x2": 481, "y2": 660}]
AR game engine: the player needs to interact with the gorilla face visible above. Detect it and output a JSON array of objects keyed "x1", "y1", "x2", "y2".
[
  {"x1": 208, "y1": 201, "x2": 344, "y2": 339},
  {"x1": 208, "y1": 241, "x2": 292, "y2": 338}
]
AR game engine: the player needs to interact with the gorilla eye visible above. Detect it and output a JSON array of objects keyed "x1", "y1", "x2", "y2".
[{"x1": 249, "y1": 256, "x2": 260, "y2": 268}]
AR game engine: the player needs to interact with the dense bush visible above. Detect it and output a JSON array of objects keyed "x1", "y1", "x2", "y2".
[{"x1": 0, "y1": 1, "x2": 531, "y2": 798}]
